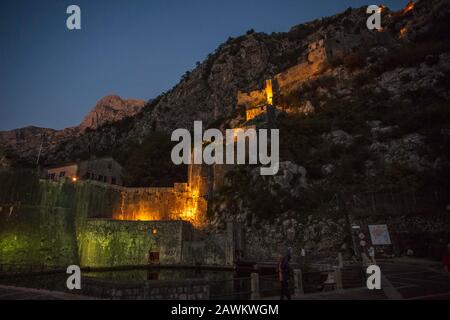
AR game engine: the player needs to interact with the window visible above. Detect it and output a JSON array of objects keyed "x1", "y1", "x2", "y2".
[
  {"x1": 98, "y1": 175, "x2": 103, "y2": 181},
  {"x1": 59, "y1": 171, "x2": 66, "y2": 178},
  {"x1": 50, "y1": 173, "x2": 55, "y2": 180},
  {"x1": 103, "y1": 176, "x2": 107, "y2": 183},
  {"x1": 111, "y1": 177, "x2": 116, "y2": 185}
]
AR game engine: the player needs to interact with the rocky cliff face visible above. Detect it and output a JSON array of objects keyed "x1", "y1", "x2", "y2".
[
  {"x1": 2, "y1": 0, "x2": 450, "y2": 179},
  {"x1": 79, "y1": 95, "x2": 145, "y2": 132},
  {"x1": 31, "y1": 6, "x2": 381, "y2": 163},
  {"x1": 1, "y1": 0, "x2": 449, "y2": 260},
  {"x1": 206, "y1": 0, "x2": 450, "y2": 258},
  {"x1": 0, "y1": 95, "x2": 146, "y2": 163},
  {"x1": 3, "y1": 2, "x2": 448, "y2": 161}
]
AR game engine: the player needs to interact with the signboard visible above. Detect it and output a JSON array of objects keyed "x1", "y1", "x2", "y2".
[{"x1": 368, "y1": 224, "x2": 392, "y2": 245}]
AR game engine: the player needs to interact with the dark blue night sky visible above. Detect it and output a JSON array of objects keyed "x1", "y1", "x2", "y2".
[{"x1": 0, "y1": 0, "x2": 410, "y2": 131}]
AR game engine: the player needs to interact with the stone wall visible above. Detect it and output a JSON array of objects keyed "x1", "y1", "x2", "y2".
[
  {"x1": 112, "y1": 163, "x2": 210, "y2": 227},
  {"x1": 0, "y1": 168, "x2": 232, "y2": 269},
  {"x1": 237, "y1": 39, "x2": 330, "y2": 103},
  {"x1": 182, "y1": 234, "x2": 227, "y2": 266},
  {"x1": 246, "y1": 105, "x2": 269, "y2": 122},
  {"x1": 79, "y1": 219, "x2": 192, "y2": 267},
  {"x1": 351, "y1": 214, "x2": 450, "y2": 260},
  {"x1": 274, "y1": 60, "x2": 326, "y2": 94},
  {"x1": 274, "y1": 39, "x2": 329, "y2": 93},
  {"x1": 241, "y1": 213, "x2": 450, "y2": 263},
  {"x1": 113, "y1": 184, "x2": 207, "y2": 227},
  {"x1": 237, "y1": 89, "x2": 266, "y2": 108},
  {"x1": 0, "y1": 170, "x2": 122, "y2": 267}
]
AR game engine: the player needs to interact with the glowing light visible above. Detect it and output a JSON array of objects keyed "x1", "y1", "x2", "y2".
[
  {"x1": 402, "y1": 1, "x2": 415, "y2": 15},
  {"x1": 265, "y1": 79, "x2": 273, "y2": 105},
  {"x1": 111, "y1": 172, "x2": 206, "y2": 227},
  {"x1": 72, "y1": 177, "x2": 78, "y2": 182},
  {"x1": 399, "y1": 27, "x2": 408, "y2": 38}
]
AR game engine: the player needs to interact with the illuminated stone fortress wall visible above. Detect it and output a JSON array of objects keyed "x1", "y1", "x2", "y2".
[
  {"x1": 112, "y1": 164, "x2": 210, "y2": 228},
  {"x1": 0, "y1": 163, "x2": 219, "y2": 268}
]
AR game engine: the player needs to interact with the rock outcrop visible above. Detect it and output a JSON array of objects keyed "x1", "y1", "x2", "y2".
[
  {"x1": 0, "y1": 95, "x2": 146, "y2": 163},
  {"x1": 79, "y1": 95, "x2": 146, "y2": 132}
]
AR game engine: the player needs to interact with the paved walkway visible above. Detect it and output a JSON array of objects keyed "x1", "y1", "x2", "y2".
[
  {"x1": 295, "y1": 262, "x2": 450, "y2": 300},
  {"x1": 380, "y1": 262, "x2": 450, "y2": 300},
  {"x1": 296, "y1": 287, "x2": 388, "y2": 300}
]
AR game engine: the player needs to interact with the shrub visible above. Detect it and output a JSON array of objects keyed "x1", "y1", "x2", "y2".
[{"x1": 374, "y1": 41, "x2": 450, "y2": 75}]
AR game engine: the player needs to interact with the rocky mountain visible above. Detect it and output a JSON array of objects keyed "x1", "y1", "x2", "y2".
[
  {"x1": 1, "y1": 0, "x2": 449, "y2": 259},
  {"x1": 204, "y1": 0, "x2": 450, "y2": 259},
  {"x1": 79, "y1": 95, "x2": 146, "y2": 132},
  {"x1": 0, "y1": 95, "x2": 146, "y2": 163},
  {"x1": 2, "y1": 0, "x2": 450, "y2": 177},
  {"x1": 33, "y1": 0, "x2": 447, "y2": 166}
]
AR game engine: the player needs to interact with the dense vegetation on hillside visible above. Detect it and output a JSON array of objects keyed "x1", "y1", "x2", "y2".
[{"x1": 112, "y1": 133, "x2": 187, "y2": 188}]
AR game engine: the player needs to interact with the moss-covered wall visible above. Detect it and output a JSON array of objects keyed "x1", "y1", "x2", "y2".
[
  {"x1": 80, "y1": 220, "x2": 190, "y2": 267},
  {"x1": 182, "y1": 234, "x2": 227, "y2": 266},
  {"x1": 0, "y1": 169, "x2": 122, "y2": 267},
  {"x1": 0, "y1": 205, "x2": 78, "y2": 267},
  {"x1": 0, "y1": 169, "x2": 226, "y2": 269}
]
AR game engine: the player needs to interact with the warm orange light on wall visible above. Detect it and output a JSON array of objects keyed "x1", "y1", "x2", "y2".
[
  {"x1": 265, "y1": 79, "x2": 273, "y2": 105},
  {"x1": 134, "y1": 211, "x2": 158, "y2": 221},
  {"x1": 111, "y1": 170, "x2": 206, "y2": 227},
  {"x1": 402, "y1": 1, "x2": 415, "y2": 15}
]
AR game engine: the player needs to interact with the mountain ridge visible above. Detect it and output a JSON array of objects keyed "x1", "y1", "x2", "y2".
[
  {"x1": 0, "y1": 95, "x2": 146, "y2": 163},
  {"x1": 1, "y1": 0, "x2": 449, "y2": 168}
]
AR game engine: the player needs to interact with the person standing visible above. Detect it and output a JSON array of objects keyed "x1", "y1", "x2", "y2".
[{"x1": 278, "y1": 251, "x2": 292, "y2": 300}]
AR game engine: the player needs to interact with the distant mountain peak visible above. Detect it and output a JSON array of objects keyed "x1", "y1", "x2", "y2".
[
  {"x1": 79, "y1": 95, "x2": 146, "y2": 131},
  {"x1": 0, "y1": 94, "x2": 146, "y2": 163}
]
